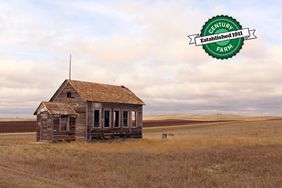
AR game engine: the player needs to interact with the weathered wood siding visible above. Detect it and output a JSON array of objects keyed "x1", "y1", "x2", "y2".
[
  {"x1": 38, "y1": 82, "x2": 144, "y2": 141},
  {"x1": 36, "y1": 112, "x2": 76, "y2": 142},
  {"x1": 51, "y1": 83, "x2": 86, "y2": 140},
  {"x1": 36, "y1": 112, "x2": 52, "y2": 141},
  {"x1": 87, "y1": 102, "x2": 143, "y2": 139}
]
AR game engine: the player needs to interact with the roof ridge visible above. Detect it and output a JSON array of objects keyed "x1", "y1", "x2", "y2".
[{"x1": 68, "y1": 79, "x2": 124, "y2": 88}]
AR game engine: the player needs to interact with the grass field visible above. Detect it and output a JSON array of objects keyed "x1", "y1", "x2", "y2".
[{"x1": 1, "y1": 117, "x2": 282, "y2": 187}]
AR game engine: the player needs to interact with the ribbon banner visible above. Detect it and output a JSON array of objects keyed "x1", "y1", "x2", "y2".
[{"x1": 188, "y1": 28, "x2": 256, "y2": 46}]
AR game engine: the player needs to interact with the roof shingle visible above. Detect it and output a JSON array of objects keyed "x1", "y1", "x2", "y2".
[
  {"x1": 41, "y1": 102, "x2": 77, "y2": 115},
  {"x1": 68, "y1": 79, "x2": 144, "y2": 105}
]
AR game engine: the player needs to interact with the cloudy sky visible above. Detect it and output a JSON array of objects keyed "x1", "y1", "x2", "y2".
[{"x1": 0, "y1": 0, "x2": 282, "y2": 117}]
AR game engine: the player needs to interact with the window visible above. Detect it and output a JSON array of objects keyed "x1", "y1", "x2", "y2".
[
  {"x1": 131, "y1": 111, "x2": 136, "y2": 127},
  {"x1": 69, "y1": 117, "x2": 76, "y2": 132},
  {"x1": 123, "y1": 111, "x2": 128, "y2": 127},
  {"x1": 53, "y1": 118, "x2": 60, "y2": 132},
  {"x1": 67, "y1": 92, "x2": 72, "y2": 98},
  {"x1": 60, "y1": 116, "x2": 67, "y2": 131},
  {"x1": 94, "y1": 110, "x2": 100, "y2": 127},
  {"x1": 104, "y1": 110, "x2": 110, "y2": 128},
  {"x1": 114, "y1": 111, "x2": 119, "y2": 128}
]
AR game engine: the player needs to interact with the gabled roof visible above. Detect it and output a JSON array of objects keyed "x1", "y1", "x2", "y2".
[
  {"x1": 34, "y1": 102, "x2": 77, "y2": 115},
  {"x1": 51, "y1": 79, "x2": 145, "y2": 105}
]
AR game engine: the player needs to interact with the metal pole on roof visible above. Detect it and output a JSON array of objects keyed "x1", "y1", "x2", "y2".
[{"x1": 69, "y1": 53, "x2": 72, "y2": 80}]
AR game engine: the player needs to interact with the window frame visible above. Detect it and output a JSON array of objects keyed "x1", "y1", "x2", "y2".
[
  {"x1": 53, "y1": 117, "x2": 60, "y2": 133},
  {"x1": 113, "y1": 109, "x2": 120, "y2": 128},
  {"x1": 122, "y1": 110, "x2": 129, "y2": 128},
  {"x1": 103, "y1": 109, "x2": 111, "y2": 128},
  {"x1": 66, "y1": 92, "x2": 72, "y2": 98},
  {"x1": 59, "y1": 115, "x2": 68, "y2": 132},
  {"x1": 93, "y1": 109, "x2": 101, "y2": 128},
  {"x1": 69, "y1": 116, "x2": 76, "y2": 132}
]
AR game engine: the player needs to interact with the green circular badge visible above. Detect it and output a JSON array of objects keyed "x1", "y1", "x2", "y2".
[{"x1": 201, "y1": 15, "x2": 244, "y2": 59}]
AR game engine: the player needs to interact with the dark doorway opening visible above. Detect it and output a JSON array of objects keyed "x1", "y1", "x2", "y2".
[
  {"x1": 94, "y1": 110, "x2": 100, "y2": 127},
  {"x1": 104, "y1": 110, "x2": 110, "y2": 128},
  {"x1": 114, "y1": 111, "x2": 119, "y2": 128}
]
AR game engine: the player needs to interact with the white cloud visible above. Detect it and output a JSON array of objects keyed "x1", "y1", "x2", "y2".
[{"x1": 0, "y1": 1, "x2": 282, "y2": 117}]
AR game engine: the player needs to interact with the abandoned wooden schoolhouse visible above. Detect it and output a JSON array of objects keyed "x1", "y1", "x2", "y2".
[{"x1": 34, "y1": 79, "x2": 144, "y2": 142}]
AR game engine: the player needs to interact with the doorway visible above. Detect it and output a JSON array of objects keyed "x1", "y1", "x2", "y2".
[
  {"x1": 104, "y1": 110, "x2": 110, "y2": 128},
  {"x1": 114, "y1": 110, "x2": 119, "y2": 128}
]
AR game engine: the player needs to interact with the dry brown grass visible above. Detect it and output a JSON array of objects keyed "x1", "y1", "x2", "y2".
[
  {"x1": 144, "y1": 113, "x2": 279, "y2": 121},
  {"x1": 1, "y1": 119, "x2": 282, "y2": 187}
]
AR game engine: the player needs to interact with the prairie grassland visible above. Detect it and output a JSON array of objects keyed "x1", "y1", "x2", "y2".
[
  {"x1": 144, "y1": 113, "x2": 277, "y2": 121},
  {"x1": 1, "y1": 119, "x2": 282, "y2": 188}
]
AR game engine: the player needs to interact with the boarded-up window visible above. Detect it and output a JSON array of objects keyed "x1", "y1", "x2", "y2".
[
  {"x1": 60, "y1": 116, "x2": 67, "y2": 131},
  {"x1": 53, "y1": 118, "x2": 60, "y2": 132},
  {"x1": 123, "y1": 111, "x2": 128, "y2": 127},
  {"x1": 104, "y1": 110, "x2": 110, "y2": 128},
  {"x1": 94, "y1": 110, "x2": 100, "y2": 127},
  {"x1": 131, "y1": 111, "x2": 136, "y2": 127},
  {"x1": 114, "y1": 111, "x2": 119, "y2": 128}
]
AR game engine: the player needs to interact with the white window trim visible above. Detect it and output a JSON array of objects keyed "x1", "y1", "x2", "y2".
[{"x1": 122, "y1": 110, "x2": 129, "y2": 128}]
